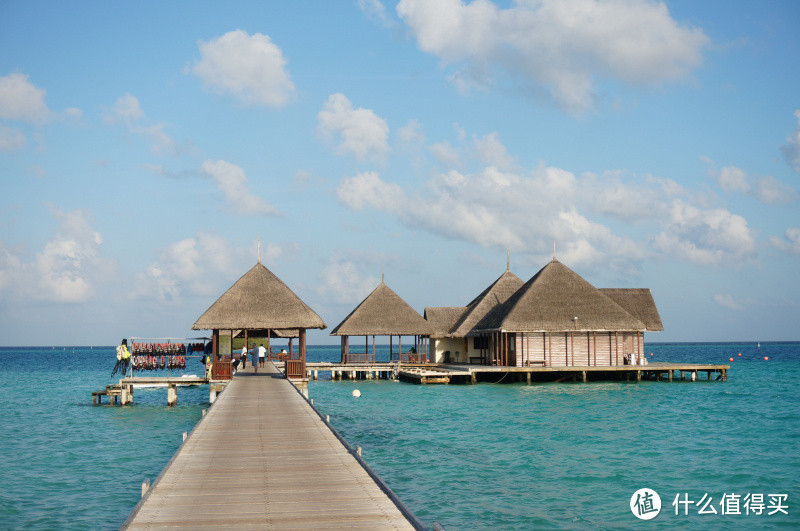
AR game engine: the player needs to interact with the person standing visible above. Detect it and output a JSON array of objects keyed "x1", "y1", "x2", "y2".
[
  {"x1": 240, "y1": 344, "x2": 248, "y2": 369},
  {"x1": 258, "y1": 343, "x2": 267, "y2": 368}
]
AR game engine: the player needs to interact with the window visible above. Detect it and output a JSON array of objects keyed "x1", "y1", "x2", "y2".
[{"x1": 473, "y1": 336, "x2": 488, "y2": 350}]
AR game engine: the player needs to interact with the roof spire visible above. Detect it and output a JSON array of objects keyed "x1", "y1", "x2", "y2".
[
  {"x1": 506, "y1": 249, "x2": 510, "y2": 271},
  {"x1": 553, "y1": 241, "x2": 557, "y2": 261},
  {"x1": 381, "y1": 266, "x2": 385, "y2": 284},
  {"x1": 257, "y1": 236, "x2": 262, "y2": 263}
]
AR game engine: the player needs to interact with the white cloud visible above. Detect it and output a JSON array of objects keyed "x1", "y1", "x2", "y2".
[
  {"x1": 0, "y1": 206, "x2": 113, "y2": 303},
  {"x1": 473, "y1": 131, "x2": 515, "y2": 170},
  {"x1": 712, "y1": 164, "x2": 797, "y2": 205},
  {"x1": 358, "y1": 0, "x2": 394, "y2": 27},
  {"x1": 191, "y1": 30, "x2": 295, "y2": 108},
  {"x1": 103, "y1": 93, "x2": 143, "y2": 125},
  {"x1": 133, "y1": 235, "x2": 298, "y2": 302},
  {"x1": 317, "y1": 93, "x2": 390, "y2": 163},
  {"x1": 396, "y1": 0, "x2": 708, "y2": 112},
  {"x1": 716, "y1": 166, "x2": 749, "y2": 193},
  {"x1": 769, "y1": 227, "x2": 800, "y2": 255},
  {"x1": 714, "y1": 293, "x2": 742, "y2": 310},
  {"x1": 652, "y1": 201, "x2": 756, "y2": 265},
  {"x1": 317, "y1": 256, "x2": 381, "y2": 303},
  {"x1": 200, "y1": 159, "x2": 281, "y2": 216},
  {"x1": 429, "y1": 140, "x2": 461, "y2": 168},
  {"x1": 0, "y1": 124, "x2": 25, "y2": 152},
  {"x1": 782, "y1": 109, "x2": 800, "y2": 173},
  {"x1": 104, "y1": 93, "x2": 181, "y2": 155},
  {"x1": 398, "y1": 118, "x2": 426, "y2": 146},
  {"x1": 0, "y1": 73, "x2": 50, "y2": 122}
]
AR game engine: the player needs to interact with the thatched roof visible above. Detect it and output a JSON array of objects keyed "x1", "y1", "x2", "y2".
[
  {"x1": 233, "y1": 329, "x2": 299, "y2": 339},
  {"x1": 424, "y1": 307, "x2": 467, "y2": 338},
  {"x1": 449, "y1": 269, "x2": 524, "y2": 337},
  {"x1": 477, "y1": 259, "x2": 646, "y2": 332},
  {"x1": 331, "y1": 282, "x2": 432, "y2": 336},
  {"x1": 599, "y1": 288, "x2": 664, "y2": 331},
  {"x1": 192, "y1": 262, "x2": 326, "y2": 331}
]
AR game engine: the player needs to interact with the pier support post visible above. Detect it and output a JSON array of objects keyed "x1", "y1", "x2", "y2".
[
  {"x1": 313, "y1": 370, "x2": 318, "y2": 380},
  {"x1": 636, "y1": 371, "x2": 641, "y2": 382},
  {"x1": 582, "y1": 371, "x2": 587, "y2": 383},
  {"x1": 691, "y1": 371, "x2": 697, "y2": 382},
  {"x1": 121, "y1": 385, "x2": 129, "y2": 405},
  {"x1": 167, "y1": 384, "x2": 177, "y2": 406},
  {"x1": 668, "y1": 370, "x2": 673, "y2": 382},
  {"x1": 526, "y1": 372, "x2": 531, "y2": 385},
  {"x1": 470, "y1": 373, "x2": 477, "y2": 385}
]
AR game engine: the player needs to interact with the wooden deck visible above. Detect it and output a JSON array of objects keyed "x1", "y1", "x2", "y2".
[{"x1": 122, "y1": 362, "x2": 421, "y2": 529}]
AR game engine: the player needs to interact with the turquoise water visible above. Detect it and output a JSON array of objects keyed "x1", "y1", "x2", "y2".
[{"x1": 0, "y1": 343, "x2": 798, "y2": 529}]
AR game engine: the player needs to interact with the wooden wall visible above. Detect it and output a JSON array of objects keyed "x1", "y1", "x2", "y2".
[{"x1": 514, "y1": 331, "x2": 644, "y2": 367}]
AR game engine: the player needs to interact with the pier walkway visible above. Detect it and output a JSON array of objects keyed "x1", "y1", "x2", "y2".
[{"x1": 122, "y1": 363, "x2": 418, "y2": 530}]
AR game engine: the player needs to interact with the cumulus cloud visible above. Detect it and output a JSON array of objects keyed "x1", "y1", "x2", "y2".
[
  {"x1": 714, "y1": 293, "x2": 742, "y2": 310},
  {"x1": 652, "y1": 201, "x2": 756, "y2": 265},
  {"x1": 769, "y1": 227, "x2": 800, "y2": 255},
  {"x1": 336, "y1": 166, "x2": 644, "y2": 268},
  {"x1": 429, "y1": 140, "x2": 461, "y2": 168},
  {"x1": 396, "y1": 0, "x2": 708, "y2": 112},
  {"x1": 317, "y1": 93, "x2": 390, "y2": 163},
  {"x1": 200, "y1": 159, "x2": 281, "y2": 216},
  {"x1": 0, "y1": 124, "x2": 25, "y2": 152},
  {"x1": 782, "y1": 109, "x2": 800, "y2": 173},
  {"x1": 0, "y1": 73, "x2": 51, "y2": 122},
  {"x1": 191, "y1": 30, "x2": 295, "y2": 108},
  {"x1": 0, "y1": 206, "x2": 113, "y2": 303},
  {"x1": 712, "y1": 164, "x2": 797, "y2": 205},
  {"x1": 317, "y1": 255, "x2": 382, "y2": 303},
  {"x1": 133, "y1": 235, "x2": 298, "y2": 302}
]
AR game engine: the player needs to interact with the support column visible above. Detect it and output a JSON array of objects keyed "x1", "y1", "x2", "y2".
[{"x1": 167, "y1": 384, "x2": 177, "y2": 406}]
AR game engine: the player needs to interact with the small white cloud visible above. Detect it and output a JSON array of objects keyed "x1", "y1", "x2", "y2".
[
  {"x1": 397, "y1": 118, "x2": 426, "y2": 146},
  {"x1": 191, "y1": 30, "x2": 295, "y2": 108},
  {"x1": 714, "y1": 293, "x2": 742, "y2": 310},
  {"x1": 716, "y1": 166, "x2": 749, "y2": 193},
  {"x1": 781, "y1": 109, "x2": 800, "y2": 173},
  {"x1": 317, "y1": 93, "x2": 390, "y2": 163},
  {"x1": 318, "y1": 256, "x2": 381, "y2": 303},
  {"x1": 358, "y1": 0, "x2": 394, "y2": 27},
  {"x1": 200, "y1": 159, "x2": 280, "y2": 216},
  {"x1": 0, "y1": 124, "x2": 25, "y2": 152},
  {"x1": 753, "y1": 175, "x2": 798, "y2": 205},
  {"x1": 396, "y1": 0, "x2": 708, "y2": 113},
  {"x1": 103, "y1": 93, "x2": 143, "y2": 125},
  {"x1": 473, "y1": 131, "x2": 515, "y2": 170},
  {"x1": 429, "y1": 140, "x2": 460, "y2": 168},
  {"x1": 0, "y1": 73, "x2": 50, "y2": 122},
  {"x1": 336, "y1": 171, "x2": 404, "y2": 211},
  {"x1": 769, "y1": 227, "x2": 800, "y2": 255}
]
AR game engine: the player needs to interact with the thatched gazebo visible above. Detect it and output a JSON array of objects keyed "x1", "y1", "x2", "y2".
[
  {"x1": 475, "y1": 258, "x2": 662, "y2": 367},
  {"x1": 192, "y1": 261, "x2": 326, "y2": 379},
  {"x1": 425, "y1": 268, "x2": 523, "y2": 364},
  {"x1": 331, "y1": 281, "x2": 432, "y2": 364}
]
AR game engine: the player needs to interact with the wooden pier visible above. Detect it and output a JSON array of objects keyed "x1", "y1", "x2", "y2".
[
  {"x1": 302, "y1": 361, "x2": 729, "y2": 384},
  {"x1": 122, "y1": 362, "x2": 422, "y2": 529}
]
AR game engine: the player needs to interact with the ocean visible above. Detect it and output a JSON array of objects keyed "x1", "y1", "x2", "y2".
[{"x1": 0, "y1": 343, "x2": 797, "y2": 529}]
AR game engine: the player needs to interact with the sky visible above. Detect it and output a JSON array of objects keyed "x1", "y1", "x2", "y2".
[{"x1": 1, "y1": 0, "x2": 799, "y2": 346}]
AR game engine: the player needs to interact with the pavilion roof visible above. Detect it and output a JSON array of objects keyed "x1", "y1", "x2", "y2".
[
  {"x1": 191, "y1": 262, "x2": 326, "y2": 331},
  {"x1": 331, "y1": 282, "x2": 431, "y2": 336}
]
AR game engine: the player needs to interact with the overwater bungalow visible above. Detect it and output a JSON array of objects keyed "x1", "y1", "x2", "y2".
[
  {"x1": 191, "y1": 261, "x2": 326, "y2": 379},
  {"x1": 425, "y1": 268, "x2": 523, "y2": 364},
  {"x1": 331, "y1": 280, "x2": 432, "y2": 364},
  {"x1": 474, "y1": 258, "x2": 663, "y2": 367}
]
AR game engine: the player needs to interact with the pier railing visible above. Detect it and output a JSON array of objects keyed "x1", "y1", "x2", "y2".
[
  {"x1": 285, "y1": 359, "x2": 305, "y2": 379},
  {"x1": 212, "y1": 360, "x2": 233, "y2": 380},
  {"x1": 344, "y1": 352, "x2": 375, "y2": 364}
]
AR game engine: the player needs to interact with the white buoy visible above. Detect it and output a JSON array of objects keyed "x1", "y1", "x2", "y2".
[{"x1": 352, "y1": 389, "x2": 361, "y2": 398}]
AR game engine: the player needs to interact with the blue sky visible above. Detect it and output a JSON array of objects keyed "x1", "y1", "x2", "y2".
[{"x1": 1, "y1": 0, "x2": 798, "y2": 346}]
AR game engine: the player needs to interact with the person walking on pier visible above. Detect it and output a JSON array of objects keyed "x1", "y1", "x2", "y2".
[
  {"x1": 258, "y1": 343, "x2": 266, "y2": 368},
  {"x1": 240, "y1": 345, "x2": 247, "y2": 369}
]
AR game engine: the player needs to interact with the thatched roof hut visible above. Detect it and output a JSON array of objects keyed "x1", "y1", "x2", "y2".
[
  {"x1": 448, "y1": 269, "x2": 523, "y2": 337},
  {"x1": 331, "y1": 281, "x2": 431, "y2": 336},
  {"x1": 424, "y1": 307, "x2": 468, "y2": 338},
  {"x1": 599, "y1": 289, "x2": 664, "y2": 332},
  {"x1": 192, "y1": 262, "x2": 325, "y2": 331},
  {"x1": 477, "y1": 259, "x2": 645, "y2": 332}
]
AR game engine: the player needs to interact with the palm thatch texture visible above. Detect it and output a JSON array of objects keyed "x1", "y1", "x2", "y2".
[
  {"x1": 477, "y1": 259, "x2": 646, "y2": 333},
  {"x1": 599, "y1": 288, "x2": 664, "y2": 331},
  {"x1": 424, "y1": 307, "x2": 468, "y2": 338},
  {"x1": 448, "y1": 269, "x2": 524, "y2": 337},
  {"x1": 331, "y1": 282, "x2": 431, "y2": 336},
  {"x1": 192, "y1": 262, "x2": 326, "y2": 331}
]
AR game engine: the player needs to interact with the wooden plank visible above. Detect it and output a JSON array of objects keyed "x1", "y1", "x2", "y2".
[{"x1": 122, "y1": 363, "x2": 418, "y2": 530}]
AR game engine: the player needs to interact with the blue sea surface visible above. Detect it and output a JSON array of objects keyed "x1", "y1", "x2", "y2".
[{"x1": 0, "y1": 343, "x2": 798, "y2": 529}]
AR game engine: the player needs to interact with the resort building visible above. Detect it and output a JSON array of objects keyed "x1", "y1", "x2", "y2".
[
  {"x1": 425, "y1": 268, "x2": 523, "y2": 364},
  {"x1": 473, "y1": 258, "x2": 663, "y2": 367},
  {"x1": 331, "y1": 280, "x2": 431, "y2": 364},
  {"x1": 192, "y1": 261, "x2": 326, "y2": 379}
]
